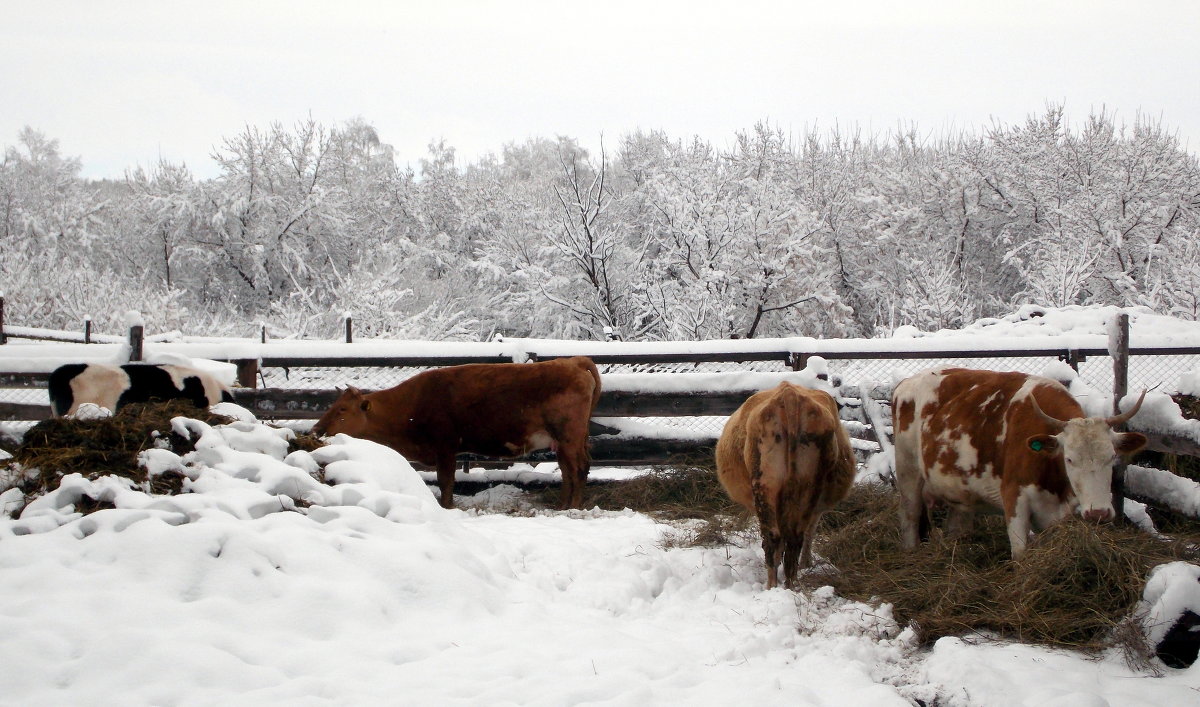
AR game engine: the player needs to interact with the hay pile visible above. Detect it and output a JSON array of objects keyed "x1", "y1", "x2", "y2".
[
  {"x1": 810, "y1": 483, "x2": 1200, "y2": 655},
  {"x1": 6, "y1": 401, "x2": 233, "y2": 499}
]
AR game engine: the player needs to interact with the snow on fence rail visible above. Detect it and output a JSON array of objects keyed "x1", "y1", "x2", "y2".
[{"x1": 2, "y1": 326, "x2": 1199, "y2": 444}]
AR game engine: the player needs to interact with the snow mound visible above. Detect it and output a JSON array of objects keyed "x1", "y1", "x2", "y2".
[{"x1": 4, "y1": 415, "x2": 444, "y2": 537}]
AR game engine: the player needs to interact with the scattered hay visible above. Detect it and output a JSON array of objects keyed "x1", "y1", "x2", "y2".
[
  {"x1": 538, "y1": 463, "x2": 742, "y2": 520},
  {"x1": 1173, "y1": 393, "x2": 1200, "y2": 421},
  {"x1": 289, "y1": 432, "x2": 327, "y2": 455},
  {"x1": 6, "y1": 400, "x2": 233, "y2": 499},
  {"x1": 658, "y1": 513, "x2": 756, "y2": 550},
  {"x1": 808, "y1": 483, "x2": 1200, "y2": 656}
]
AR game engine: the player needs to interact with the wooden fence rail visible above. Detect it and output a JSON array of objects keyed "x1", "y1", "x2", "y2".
[{"x1": 2, "y1": 332, "x2": 1198, "y2": 468}]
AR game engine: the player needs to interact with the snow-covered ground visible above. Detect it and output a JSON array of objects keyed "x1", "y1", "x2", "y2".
[{"x1": 2, "y1": 403, "x2": 1199, "y2": 705}]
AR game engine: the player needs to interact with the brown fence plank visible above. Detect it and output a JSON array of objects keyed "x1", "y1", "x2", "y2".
[
  {"x1": 1140, "y1": 430, "x2": 1200, "y2": 459},
  {"x1": 0, "y1": 403, "x2": 51, "y2": 421},
  {"x1": 0, "y1": 373, "x2": 48, "y2": 388},
  {"x1": 230, "y1": 388, "x2": 782, "y2": 419}
]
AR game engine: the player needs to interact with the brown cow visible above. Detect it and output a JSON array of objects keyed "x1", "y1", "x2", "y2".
[
  {"x1": 311, "y1": 356, "x2": 601, "y2": 510},
  {"x1": 716, "y1": 382, "x2": 856, "y2": 590},
  {"x1": 892, "y1": 367, "x2": 1147, "y2": 558}
]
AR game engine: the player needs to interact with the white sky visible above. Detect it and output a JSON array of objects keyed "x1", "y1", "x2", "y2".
[{"x1": 3, "y1": 0, "x2": 1197, "y2": 180}]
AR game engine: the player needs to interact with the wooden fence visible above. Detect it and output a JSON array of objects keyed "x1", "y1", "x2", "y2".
[{"x1": 3, "y1": 319, "x2": 1200, "y2": 458}]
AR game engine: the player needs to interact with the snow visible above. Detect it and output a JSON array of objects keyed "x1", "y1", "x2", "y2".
[
  {"x1": 922, "y1": 637, "x2": 1200, "y2": 706},
  {"x1": 1140, "y1": 563, "x2": 1200, "y2": 651},
  {"x1": 602, "y1": 365, "x2": 832, "y2": 394},
  {"x1": 1126, "y1": 466, "x2": 1200, "y2": 520},
  {"x1": 1181, "y1": 370, "x2": 1200, "y2": 397},
  {"x1": 2, "y1": 407, "x2": 1199, "y2": 704},
  {"x1": 904, "y1": 304, "x2": 1200, "y2": 347},
  {"x1": 4, "y1": 305, "x2": 1200, "y2": 374}
]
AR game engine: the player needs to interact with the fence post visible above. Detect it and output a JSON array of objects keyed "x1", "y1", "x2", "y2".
[
  {"x1": 0, "y1": 294, "x2": 6, "y2": 345},
  {"x1": 345, "y1": 315, "x2": 353, "y2": 344},
  {"x1": 236, "y1": 359, "x2": 259, "y2": 389},
  {"x1": 128, "y1": 323, "x2": 144, "y2": 362},
  {"x1": 260, "y1": 323, "x2": 267, "y2": 344},
  {"x1": 790, "y1": 352, "x2": 809, "y2": 371},
  {"x1": 1111, "y1": 313, "x2": 1130, "y2": 524},
  {"x1": 84, "y1": 316, "x2": 93, "y2": 344}
]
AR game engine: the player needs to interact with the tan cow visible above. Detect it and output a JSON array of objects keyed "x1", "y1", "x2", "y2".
[
  {"x1": 716, "y1": 382, "x2": 856, "y2": 590},
  {"x1": 892, "y1": 367, "x2": 1147, "y2": 558},
  {"x1": 311, "y1": 356, "x2": 601, "y2": 510}
]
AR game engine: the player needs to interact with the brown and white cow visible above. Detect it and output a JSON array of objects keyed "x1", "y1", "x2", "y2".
[
  {"x1": 311, "y1": 356, "x2": 601, "y2": 510},
  {"x1": 892, "y1": 367, "x2": 1147, "y2": 558},
  {"x1": 716, "y1": 382, "x2": 856, "y2": 590}
]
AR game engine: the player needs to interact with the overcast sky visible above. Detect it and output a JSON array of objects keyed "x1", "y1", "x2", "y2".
[{"x1": 3, "y1": 0, "x2": 1197, "y2": 180}]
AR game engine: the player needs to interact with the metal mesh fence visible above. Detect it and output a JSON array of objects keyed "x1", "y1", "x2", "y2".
[
  {"x1": 251, "y1": 352, "x2": 1200, "y2": 439},
  {"x1": 3, "y1": 352, "x2": 1198, "y2": 442}
]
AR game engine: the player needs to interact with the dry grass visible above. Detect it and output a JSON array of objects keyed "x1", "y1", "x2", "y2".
[
  {"x1": 539, "y1": 463, "x2": 742, "y2": 520},
  {"x1": 807, "y1": 483, "x2": 1200, "y2": 655},
  {"x1": 531, "y1": 462, "x2": 755, "y2": 546},
  {"x1": 1173, "y1": 393, "x2": 1200, "y2": 421},
  {"x1": 6, "y1": 400, "x2": 233, "y2": 499},
  {"x1": 288, "y1": 432, "x2": 327, "y2": 455}
]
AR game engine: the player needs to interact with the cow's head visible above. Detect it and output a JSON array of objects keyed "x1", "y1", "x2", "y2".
[
  {"x1": 311, "y1": 386, "x2": 372, "y2": 438},
  {"x1": 1026, "y1": 391, "x2": 1148, "y2": 522}
]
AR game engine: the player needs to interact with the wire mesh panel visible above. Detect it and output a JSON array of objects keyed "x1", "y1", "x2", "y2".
[{"x1": 3, "y1": 347, "x2": 1199, "y2": 455}]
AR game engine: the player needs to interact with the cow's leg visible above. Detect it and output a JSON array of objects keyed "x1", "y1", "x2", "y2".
[
  {"x1": 559, "y1": 459, "x2": 577, "y2": 511},
  {"x1": 896, "y1": 466, "x2": 926, "y2": 550},
  {"x1": 893, "y1": 431, "x2": 929, "y2": 550},
  {"x1": 752, "y1": 480, "x2": 782, "y2": 589},
  {"x1": 799, "y1": 513, "x2": 822, "y2": 570},
  {"x1": 435, "y1": 451, "x2": 457, "y2": 510},
  {"x1": 554, "y1": 424, "x2": 591, "y2": 510},
  {"x1": 760, "y1": 525, "x2": 782, "y2": 590},
  {"x1": 782, "y1": 535, "x2": 800, "y2": 589},
  {"x1": 1004, "y1": 491, "x2": 1031, "y2": 559}
]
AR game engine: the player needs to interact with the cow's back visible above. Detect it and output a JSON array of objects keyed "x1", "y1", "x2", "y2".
[
  {"x1": 49, "y1": 363, "x2": 129, "y2": 416},
  {"x1": 894, "y1": 367, "x2": 1085, "y2": 511},
  {"x1": 717, "y1": 383, "x2": 851, "y2": 512},
  {"x1": 396, "y1": 356, "x2": 600, "y2": 456}
]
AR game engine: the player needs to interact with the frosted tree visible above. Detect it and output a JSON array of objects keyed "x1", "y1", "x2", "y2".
[
  {"x1": 977, "y1": 106, "x2": 1199, "y2": 310},
  {"x1": 537, "y1": 142, "x2": 653, "y2": 340}
]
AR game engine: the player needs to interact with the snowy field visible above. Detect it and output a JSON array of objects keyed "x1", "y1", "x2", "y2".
[{"x1": 2, "y1": 305, "x2": 1200, "y2": 704}]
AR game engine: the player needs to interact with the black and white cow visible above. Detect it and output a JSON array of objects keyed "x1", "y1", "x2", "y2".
[{"x1": 48, "y1": 363, "x2": 233, "y2": 417}]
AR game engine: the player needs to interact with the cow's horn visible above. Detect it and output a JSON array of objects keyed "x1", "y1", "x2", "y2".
[
  {"x1": 1106, "y1": 389, "x2": 1148, "y2": 427},
  {"x1": 1028, "y1": 394, "x2": 1068, "y2": 432}
]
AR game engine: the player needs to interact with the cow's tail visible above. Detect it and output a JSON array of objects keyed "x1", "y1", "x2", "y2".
[
  {"x1": 47, "y1": 363, "x2": 88, "y2": 417},
  {"x1": 580, "y1": 357, "x2": 602, "y2": 464},
  {"x1": 587, "y1": 358, "x2": 602, "y2": 412}
]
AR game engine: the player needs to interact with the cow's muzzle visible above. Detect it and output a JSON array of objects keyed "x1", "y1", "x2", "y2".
[{"x1": 1082, "y1": 508, "x2": 1115, "y2": 523}]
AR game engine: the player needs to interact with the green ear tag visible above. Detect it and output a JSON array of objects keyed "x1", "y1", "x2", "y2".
[{"x1": 1031, "y1": 440, "x2": 1044, "y2": 452}]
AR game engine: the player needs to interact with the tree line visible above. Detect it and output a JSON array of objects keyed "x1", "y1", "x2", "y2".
[{"x1": 2, "y1": 106, "x2": 1197, "y2": 341}]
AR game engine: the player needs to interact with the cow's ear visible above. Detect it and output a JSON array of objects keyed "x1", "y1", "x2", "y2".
[
  {"x1": 1115, "y1": 432, "x2": 1147, "y2": 456},
  {"x1": 1028, "y1": 434, "x2": 1059, "y2": 455},
  {"x1": 360, "y1": 399, "x2": 371, "y2": 412}
]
